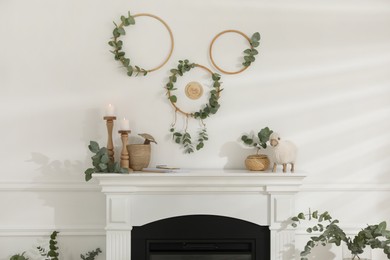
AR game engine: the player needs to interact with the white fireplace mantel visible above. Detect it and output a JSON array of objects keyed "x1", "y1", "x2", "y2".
[{"x1": 93, "y1": 169, "x2": 306, "y2": 260}]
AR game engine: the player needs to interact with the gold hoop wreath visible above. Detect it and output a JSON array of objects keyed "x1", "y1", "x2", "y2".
[
  {"x1": 166, "y1": 60, "x2": 223, "y2": 153},
  {"x1": 209, "y1": 30, "x2": 260, "y2": 75},
  {"x1": 108, "y1": 12, "x2": 174, "y2": 76}
]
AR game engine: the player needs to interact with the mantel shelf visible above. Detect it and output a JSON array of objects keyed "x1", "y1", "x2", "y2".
[{"x1": 93, "y1": 169, "x2": 306, "y2": 194}]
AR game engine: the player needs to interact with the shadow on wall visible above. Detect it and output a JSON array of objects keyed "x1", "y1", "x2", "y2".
[
  {"x1": 27, "y1": 152, "x2": 84, "y2": 181},
  {"x1": 288, "y1": 244, "x2": 336, "y2": 260},
  {"x1": 25, "y1": 152, "x2": 105, "y2": 258},
  {"x1": 219, "y1": 141, "x2": 273, "y2": 170},
  {"x1": 218, "y1": 141, "x2": 249, "y2": 169},
  {"x1": 281, "y1": 243, "x2": 301, "y2": 260}
]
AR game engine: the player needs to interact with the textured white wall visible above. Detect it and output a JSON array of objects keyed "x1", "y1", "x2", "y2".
[{"x1": 1, "y1": 0, "x2": 390, "y2": 259}]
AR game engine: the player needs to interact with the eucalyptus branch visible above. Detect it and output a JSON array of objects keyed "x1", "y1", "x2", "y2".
[
  {"x1": 291, "y1": 209, "x2": 390, "y2": 260},
  {"x1": 242, "y1": 32, "x2": 260, "y2": 67},
  {"x1": 108, "y1": 12, "x2": 148, "y2": 76}
]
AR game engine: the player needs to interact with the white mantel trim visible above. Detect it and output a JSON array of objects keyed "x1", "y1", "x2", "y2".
[{"x1": 93, "y1": 170, "x2": 306, "y2": 195}]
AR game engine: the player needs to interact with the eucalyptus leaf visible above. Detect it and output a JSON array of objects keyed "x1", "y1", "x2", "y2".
[
  {"x1": 88, "y1": 141, "x2": 99, "y2": 153},
  {"x1": 123, "y1": 58, "x2": 130, "y2": 66},
  {"x1": 251, "y1": 32, "x2": 260, "y2": 42},
  {"x1": 169, "y1": 95, "x2": 177, "y2": 103},
  {"x1": 117, "y1": 27, "x2": 126, "y2": 35},
  {"x1": 244, "y1": 55, "x2": 255, "y2": 62},
  {"x1": 101, "y1": 154, "x2": 109, "y2": 164},
  {"x1": 113, "y1": 28, "x2": 120, "y2": 38},
  {"x1": 166, "y1": 82, "x2": 173, "y2": 89},
  {"x1": 127, "y1": 16, "x2": 135, "y2": 25}
]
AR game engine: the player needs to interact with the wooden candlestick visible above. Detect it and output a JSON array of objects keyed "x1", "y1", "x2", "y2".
[
  {"x1": 104, "y1": 116, "x2": 116, "y2": 163},
  {"x1": 118, "y1": 130, "x2": 131, "y2": 170}
]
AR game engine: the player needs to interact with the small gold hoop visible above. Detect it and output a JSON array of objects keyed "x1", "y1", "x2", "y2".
[
  {"x1": 209, "y1": 29, "x2": 251, "y2": 75},
  {"x1": 168, "y1": 64, "x2": 220, "y2": 117}
]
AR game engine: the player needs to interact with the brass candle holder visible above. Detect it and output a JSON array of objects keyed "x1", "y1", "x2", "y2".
[
  {"x1": 104, "y1": 116, "x2": 116, "y2": 163},
  {"x1": 118, "y1": 130, "x2": 132, "y2": 171}
]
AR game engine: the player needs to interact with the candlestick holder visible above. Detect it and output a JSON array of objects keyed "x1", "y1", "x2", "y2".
[
  {"x1": 103, "y1": 116, "x2": 116, "y2": 163},
  {"x1": 118, "y1": 130, "x2": 132, "y2": 171}
]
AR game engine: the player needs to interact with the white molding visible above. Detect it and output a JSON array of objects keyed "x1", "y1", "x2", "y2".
[
  {"x1": 301, "y1": 183, "x2": 390, "y2": 192},
  {"x1": 1, "y1": 180, "x2": 389, "y2": 193},
  {"x1": 0, "y1": 181, "x2": 100, "y2": 192},
  {"x1": 0, "y1": 225, "x2": 105, "y2": 237}
]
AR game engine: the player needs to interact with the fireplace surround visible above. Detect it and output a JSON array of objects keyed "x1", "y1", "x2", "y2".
[
  {"x1": 93, "y1": 170, "x2": 305, "y2": 260},
  {"x1": 132, "y1": 214, "x2": 270, "y2": 260}
]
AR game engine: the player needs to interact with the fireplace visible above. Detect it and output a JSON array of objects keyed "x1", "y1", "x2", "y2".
[
  {"x1": 93, "y1": 170, "x2": 305, "y2": 260},
  {"x1": 131, "y1": 215, "x2": 270, "y2": 260}
]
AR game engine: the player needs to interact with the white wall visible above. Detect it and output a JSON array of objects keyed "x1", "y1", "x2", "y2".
[{"x1": 1, "y1": 0, "x2": 390, "y2": 259}]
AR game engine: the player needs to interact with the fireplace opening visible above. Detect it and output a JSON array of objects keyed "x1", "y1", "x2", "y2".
[{"x1": 132, "y1": 215, "x2": 270, "y2": 260}]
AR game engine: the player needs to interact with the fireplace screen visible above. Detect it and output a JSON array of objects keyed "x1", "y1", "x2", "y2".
[
  {"x1": 132, "y1": 215, "x2": 270, "y2": 260},
  {"x1": 149, "y1": 240, "x2": 253, "y2": 260}
]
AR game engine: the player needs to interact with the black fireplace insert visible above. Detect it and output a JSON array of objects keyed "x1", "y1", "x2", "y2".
[{"x1": 131, "y1": 215, "x2": 270, "y2": 260}]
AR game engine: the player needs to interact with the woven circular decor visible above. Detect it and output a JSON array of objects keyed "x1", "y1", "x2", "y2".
[
  {"x1": 108, "y1": 12, "x2": 174, "y2": 76},
  {"x1": 166, "y1": 62, "x2": 221, "y2": 118},
  {"x1": 165, "y1": 60, "x2": 222, "y2": 153},
  {"x1": 209, "y1": 30, "x2": 260, "y2": 75}
]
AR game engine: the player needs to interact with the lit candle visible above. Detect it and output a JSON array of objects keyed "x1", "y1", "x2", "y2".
[
  {"x1": 120, "y1": 118, "x2": 130, "y2": 130},
  {"x1": 105, "y1": 104, "x2": 115, "y2": 116}
]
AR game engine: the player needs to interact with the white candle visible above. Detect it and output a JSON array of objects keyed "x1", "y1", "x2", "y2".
[
  {"x1": 105, "y1": 104, "x2": 115, "y2": 116},
  {"x1": 120, "y1": 118, "x2": 130, "y2": 130}
]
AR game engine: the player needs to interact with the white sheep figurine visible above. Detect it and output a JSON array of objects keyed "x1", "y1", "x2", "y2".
[{"x1": 269, "y1": 132, "x2": 297, "y2": 173}]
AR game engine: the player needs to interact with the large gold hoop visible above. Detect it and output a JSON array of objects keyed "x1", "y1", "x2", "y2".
[
  {"x1": 133, "y1": 13, "x2": 174, "y2": 72},
  {"x1": 109, "y1": 12, "x2": 174, "y2": 76}
]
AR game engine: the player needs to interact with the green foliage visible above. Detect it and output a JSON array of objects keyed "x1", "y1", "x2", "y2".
[
  {"x1": 11, "y1": 231, "x2": 102, "y2": 260},
  {"x1": 171, "y1": 128, "x2": 194, "y2": 154},
  {"x1": 242, "y1": 32, "x2": 260, "y2": 67},
  {"x1": 241, "y1": 127, "x2": 273, "y2": 154},
  {"x1": 196, "y1": 128, "x2": 208, "y2": 151},
  {"x1": 84, "y1": 141, "x2": 129, "y2": 181},
  {"x1": 37, "y1": 231, "x2": 60, "y2": 260},
  {"x1": 291, "y1": 209, "x2": 390, "y2": 260},
  {"x1": 109, "y1": 11, "x2": 148, "y2": 76},
  {"x1": 9, "y1": 252, "x2": 28, "y2": 260},
  {"x1": 80, "y1": 248, "x2": 102, "y2": 260},
  {"x1": 170, "y1": 127, "x2": 208, "y2": 154}
]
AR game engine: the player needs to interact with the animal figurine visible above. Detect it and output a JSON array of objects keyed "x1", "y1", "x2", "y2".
[{"x1": 269, "y1": 132, "x2": 297, "y2": 173}]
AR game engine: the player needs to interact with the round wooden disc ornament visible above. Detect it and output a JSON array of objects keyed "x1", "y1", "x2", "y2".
[
  {"x1": 185, "y1": 81, "x2": 204, "y2": 100},
  {"x1": 209, "y1": 30, "x2": 260, "y2": 75},
  {"x1": 108, "y1": 12, "x2": 174, "y2": 76}
]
